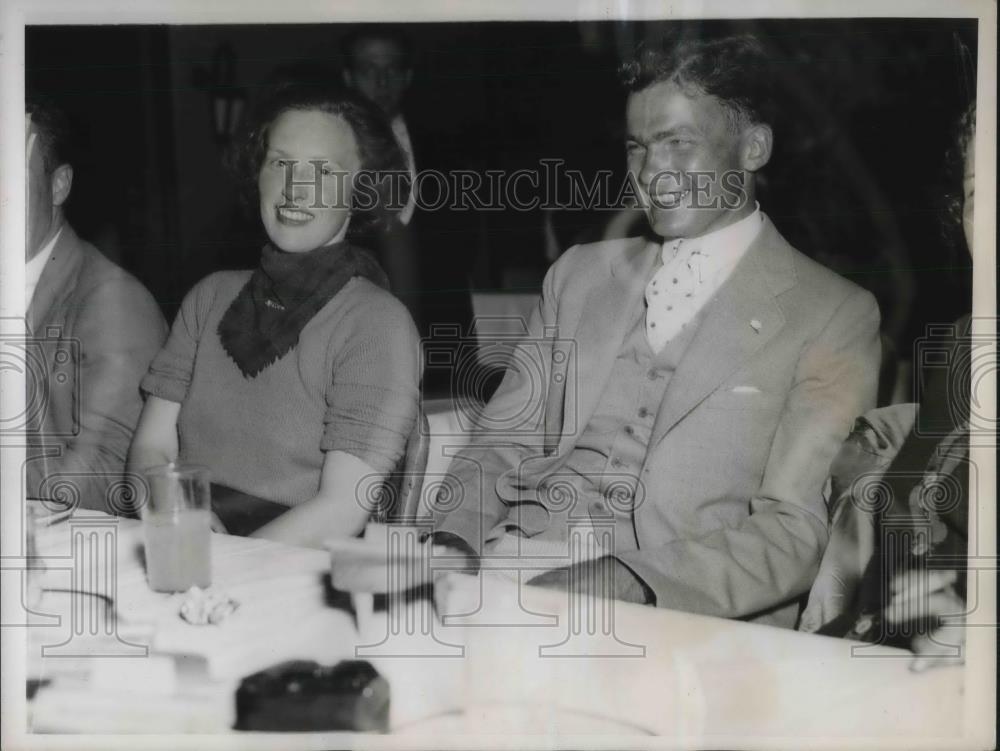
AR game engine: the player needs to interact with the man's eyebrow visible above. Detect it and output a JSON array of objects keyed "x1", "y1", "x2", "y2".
[{"x1": 648, "y1": 126, "x2": 699, "y2": 142}]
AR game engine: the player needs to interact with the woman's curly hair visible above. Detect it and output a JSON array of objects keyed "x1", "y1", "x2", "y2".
[
  {"x1": 230, "y1": 83, "x2": 410, "y2": 239},
  {"x1": 941, "y1": 101, "x2": 976, "y2": 254}
]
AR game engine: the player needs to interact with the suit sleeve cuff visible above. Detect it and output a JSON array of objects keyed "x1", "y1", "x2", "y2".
[
  {"x1": 432, "y1": 508, "x2": 486, "y2": 555},
  {"x1": 612, "y1": 554, "x2": 657, "y2": 605}
]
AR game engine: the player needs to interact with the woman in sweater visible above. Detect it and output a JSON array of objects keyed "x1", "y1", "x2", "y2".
[{"x1": 128, "y1": 85, "x2": 420, "y2": 547}]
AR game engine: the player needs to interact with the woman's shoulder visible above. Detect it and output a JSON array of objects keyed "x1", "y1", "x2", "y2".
[
  {"x1": 335, "y1": 277, "x2": 417, "y2": 329},
  {"x1": 305, "y1": 277, "x2": 419, "y2": 360},
  {"x1": 180, "y1": 269, "x2": 253, "y2": 310},
  {"x1": 193, "y1": 269, "x2": 254, "y2": 292}
]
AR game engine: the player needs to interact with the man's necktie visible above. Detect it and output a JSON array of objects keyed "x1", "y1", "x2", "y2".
[{"x1": 644, "y1": 238, "x2": 708, "y2": 352}]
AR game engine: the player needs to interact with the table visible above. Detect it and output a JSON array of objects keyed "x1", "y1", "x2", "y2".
[{"x1": 25, "y1": 510, "x2": 968, "y2": 745}]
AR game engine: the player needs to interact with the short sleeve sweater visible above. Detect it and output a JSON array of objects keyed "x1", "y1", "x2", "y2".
[{"x1": 141, "y1": 270, "x2": 420, "y2": 507}]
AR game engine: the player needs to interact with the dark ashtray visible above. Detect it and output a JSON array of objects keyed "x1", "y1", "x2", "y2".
[{"x1": 235, "y1": 659, "x2": 389, "y2": 732}]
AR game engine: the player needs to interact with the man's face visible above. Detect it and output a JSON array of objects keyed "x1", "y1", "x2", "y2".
[
  {"x1": 625, "y1": 81, "x2": 761, "y2": 241},
  {"x1": 26, "y1": 146, "x2": 56, "y2": 260},
  {"x1": 344, "y1": 38, "x2": 411, "y2": 117},
  {"x1": 258, "y1": 109, "x2": 361, "y2": 254}
]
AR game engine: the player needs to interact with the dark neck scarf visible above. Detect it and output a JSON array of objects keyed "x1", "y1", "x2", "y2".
[{"x1": 218, "y1": 240, "x2": 389, "y2": 378}]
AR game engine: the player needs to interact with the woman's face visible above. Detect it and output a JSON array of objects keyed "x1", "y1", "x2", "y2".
[
  {"x1": 962, "y1": 135, "x2": 975, "y2": 252},
  {"x1": 258, "y1": 109, "x2": 361, "y2": 253}
]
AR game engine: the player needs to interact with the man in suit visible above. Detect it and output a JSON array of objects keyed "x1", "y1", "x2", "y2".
[
  {"x1": 341, "y1": 27, "x2": 421, "y2": 317},
  {"x1": 24, "y1": 97, "x2": 166, "y2": 511},
  {"x1": 432, "y1": 35, "x2": 881, "y2": 628},
  {"x1": 341, "y1": 26, "x2": 417, "y2": 227},
  {"x1": 342, "y1": 26, "x2": 476, "y2": 398}
]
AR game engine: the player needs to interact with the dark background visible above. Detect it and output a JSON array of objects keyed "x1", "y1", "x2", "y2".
[{"x1": 26, "y1": 18, "x2": 976, "y2": 366}]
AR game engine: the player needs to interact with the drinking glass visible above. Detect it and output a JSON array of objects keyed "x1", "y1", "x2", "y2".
[{"x1": 141, "y1": 463, "x2": 212, "y2": 592}]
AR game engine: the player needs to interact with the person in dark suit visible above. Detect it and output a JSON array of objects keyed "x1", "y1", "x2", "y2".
[
  {"x1": 24, "y1": 97, "x2": 167, "y2": 511},
  {"x1": 432, "y1": 35, "x2": 881, "y2": 628},
  {"x1": 341, "y1": 26, "x2": 476, "y2": 399}
]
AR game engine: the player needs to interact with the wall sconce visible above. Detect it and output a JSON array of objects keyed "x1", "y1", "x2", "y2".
[{"x1": 206, "y1": 43, "x2": 246, "y2": 147}]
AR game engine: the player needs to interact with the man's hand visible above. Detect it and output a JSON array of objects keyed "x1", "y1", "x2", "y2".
[
  {"x1": 884, "y1": 568, "x2": 967, "y2": 672},
  {"x1": 798, "y1": 566, "x2": 853, "y2": 634},
  {"x1": 528, "y1": 556, "x2": 653, "y2": 605},
  {"x1": 209, "y1": 512, "x2": 229, "y2": 534},
  {"x1": 798, "y1": 507, "x2": 869, "y2": 633}
]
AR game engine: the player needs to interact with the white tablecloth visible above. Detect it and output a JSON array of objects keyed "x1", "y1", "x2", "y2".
[{"x1": 25, "y1": 511, "x2": 969, "y2": 744}]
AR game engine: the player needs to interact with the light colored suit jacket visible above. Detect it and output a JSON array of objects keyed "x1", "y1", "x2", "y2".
[
  {"x1": 434, "y1": 216, "x2": 881, "y2": 627},
  {"x1": 25, "y1": 225, "x2": 167, "y2": 510}
]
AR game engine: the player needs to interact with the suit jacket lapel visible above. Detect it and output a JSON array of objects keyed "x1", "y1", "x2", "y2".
[
  {"x1": 554, "y1": 237, "x2": 660, "y2": 455},
  {"x1": 649, "y1": 218, "x2": 794, "y2": 448},
  {"x1": 27, "y1": 226, "x2": 81, "y2": 335}
]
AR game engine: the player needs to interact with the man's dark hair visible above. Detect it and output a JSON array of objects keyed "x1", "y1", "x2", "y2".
[
  {"x1": 26, "y1": 94, "x2": 74, "y2": 174},
  {"x1": 619, "y1": 34, "x2": 777, "y2": 131},
  {"x1": 231, "y1": 83, "x2": 410, "y2": 237},
  {"x1": 340, "y1": 25, "x2": 414, "y2": 71}
]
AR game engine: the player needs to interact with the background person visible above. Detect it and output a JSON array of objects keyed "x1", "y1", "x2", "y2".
[{"x1": 342, "y1": 25, "x2": 477, "y2": 399}]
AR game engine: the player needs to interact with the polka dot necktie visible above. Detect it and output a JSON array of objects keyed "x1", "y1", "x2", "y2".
[{"x1": 644, "y1": 238, "x2": 708, "y2": 353}]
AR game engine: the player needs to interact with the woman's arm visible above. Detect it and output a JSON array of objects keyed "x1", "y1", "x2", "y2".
[
  {"x1": 130, "y1": 273, "x2": 215, "y2": 476},
  {"x1": 127, "y1": 395, "x2": 181, "y2": 474},
  {"x1": 251, "y1": 450, "x2": 377, "y2": 548}
]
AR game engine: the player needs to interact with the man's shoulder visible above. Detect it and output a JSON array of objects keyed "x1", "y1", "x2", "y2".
[
  {"x1": 759, "y1": 219, "x2": 874, "y2": 309},
  {"x1": 72, "y1": 234, "x2": 156, "y2": 300},
  {"x1": 550, "y1": 236, "x2": 646, "y2": 284},
  {"x1": 62, "y1": 231, "x2": 165, "y2": 328}
]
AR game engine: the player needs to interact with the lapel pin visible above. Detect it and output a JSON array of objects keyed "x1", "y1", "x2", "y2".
[{"x1": 750, "y1": 319, "x2": 762, "y2": 333}]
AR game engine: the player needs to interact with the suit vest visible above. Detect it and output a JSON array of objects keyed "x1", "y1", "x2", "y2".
[{"x1": 529, "y1": 300, "x2": 705, "y2": 551}]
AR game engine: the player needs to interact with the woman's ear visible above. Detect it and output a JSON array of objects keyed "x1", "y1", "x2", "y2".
[{"x1": 740, "y1": 123, "x2": 773, "y2": 173}]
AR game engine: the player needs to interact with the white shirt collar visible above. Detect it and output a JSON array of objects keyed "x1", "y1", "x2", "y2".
[
  {"x1": 390, "y1": 116, "x2": 411, "y2": 153},
  {"x1": 390, "y1": 115, "x2": 417, "y2": 226},
  {"x1": 662, "y1": 203, "x2": 764, "y2": 266},
  {"x1": 26, "y1": 225, "x2": 63, "y2": 306}
]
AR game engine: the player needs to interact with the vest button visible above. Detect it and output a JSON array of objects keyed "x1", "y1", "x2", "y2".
[
  {"x1": 638, "y1": 407, "x2": 650, "y2": 418},
  {"x1": 590, "y1": 500, "x2": 609, "y2": 515},
  {"x1": 647, "y1": 369, "x2": 659, "y2": 381}
]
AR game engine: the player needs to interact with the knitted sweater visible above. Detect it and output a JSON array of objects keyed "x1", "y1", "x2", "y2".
[{"x1": 141, "y1": 270, "x2": 420, "y2": 507}]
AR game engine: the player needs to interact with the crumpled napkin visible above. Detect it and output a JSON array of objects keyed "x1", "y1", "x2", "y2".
[{"x1": 179, "y1": 586, "x2": 240, "y2": 625}]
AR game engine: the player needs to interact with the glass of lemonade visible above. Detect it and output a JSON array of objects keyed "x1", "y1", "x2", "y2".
[{"x1": 141, "y1": 463, "x2": 212, "y2": 592}]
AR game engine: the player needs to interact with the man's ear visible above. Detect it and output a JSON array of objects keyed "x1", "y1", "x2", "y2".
[
  {"x1": 50, "y1": 164, "x2": 73, "y2": 207},
  {"x1": 740, "y1": 123, "x2": 773, "y2": 173}
]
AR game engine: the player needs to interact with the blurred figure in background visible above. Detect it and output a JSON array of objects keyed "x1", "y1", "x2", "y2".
[
  {"x1": 342, "y1": 25, "x2": 417, "y2": 226},
  {"x1": 342, "y1": 25, "x2": 475, "y2": 399},
  {"x1": 342, "y1": 27, "x2": 420, "y2": 323}
]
